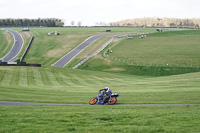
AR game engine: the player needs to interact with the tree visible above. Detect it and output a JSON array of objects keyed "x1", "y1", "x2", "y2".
[
  {"x1": 0, "y1": 18, "x2": 65, "y2": 27},
  {"x1": 71, "y1": 21, "x2": 75, "y2": 26},
  {"x1": 77, "y1": 21, "x2": 82, "y2": 27},
  {"x1": 109, "y1": 17, "x2": 200, "y2": 27},
  {"x1": 55, "y1": 21, "x2": 64, "y2": 27}
]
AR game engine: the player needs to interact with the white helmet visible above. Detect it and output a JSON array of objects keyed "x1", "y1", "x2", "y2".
[
  {"x1": 104, "y1": 87, "x2": 109, "y2": 89},
  {"x1": 105, "y1": 87, "x2": 112, "y2": 94}
]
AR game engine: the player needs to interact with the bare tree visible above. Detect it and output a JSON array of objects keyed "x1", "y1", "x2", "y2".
[
  {"x1": 71, "y1": 21, "x2": 75, "y2": 26},
  {"x1": 77, "y1": 21, "x2": 82, "y2": 27},
  {"x1": 109, "y1": 17, "x2": 200, "y2": 27}
]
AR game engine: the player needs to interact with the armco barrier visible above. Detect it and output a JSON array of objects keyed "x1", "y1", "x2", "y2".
[
  {"x1": 0, "y1": 62, "x2": 41, "y2": 67},
  {"x1": 73, "y1": 38, "x2": 114, "y2": 69},
  {"x1": 20, "y1": 36, "x2": 34, "y2": 62}
]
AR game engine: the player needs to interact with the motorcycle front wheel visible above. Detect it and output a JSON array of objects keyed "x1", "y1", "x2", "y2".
[
  {"x1": 108, "y1": 97, "x2": 117, "y2": 105},
  {"x1": 89, "y1": 97, "x2": 98, "y2": 105}
]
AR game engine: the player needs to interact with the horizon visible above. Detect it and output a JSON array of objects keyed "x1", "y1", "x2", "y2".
[{"x1": 1, "y1": 0, "x2": 200, "y2": 26}]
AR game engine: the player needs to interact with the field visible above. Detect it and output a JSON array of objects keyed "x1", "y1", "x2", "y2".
[
  {"x1": 1, "y1": 105, "x2": 200, "y2": 133},
  {"x1": 0, "y1": 27, "x2": 200, "y2": 132},
  {"x1": 80, "y1": 30, "x2": 200, "y2": 76},
  {"x1": 10, "y1": 27, "x2": 157, "y2": 66},
  {"x1": 108, "y1": 30, "x2": 200, "y2": 66},
  {"x1": 0, "y1": 29, "x2": 14, "y2": 58}
]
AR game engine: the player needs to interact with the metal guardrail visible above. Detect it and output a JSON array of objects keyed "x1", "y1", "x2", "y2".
[
  {"x1": 20, "y1": 36, "x2": 34, "y2": 62},
  {"x1": 0, "y1": 62, "x2": 41, "y2": 67},
  {"x1": 72, "y1": 29, "x2": 186, "y2": 69},
  {"x1": 72, "y1": 32, "x2": 158, "y2": 69},
  {"x1": 73, "y1": 38, "x2": 114, "y2": 69}
]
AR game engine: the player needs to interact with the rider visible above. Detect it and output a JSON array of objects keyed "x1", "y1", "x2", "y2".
[{"x1": 99, "y1": 87, "x2": 113, "y2": 102}]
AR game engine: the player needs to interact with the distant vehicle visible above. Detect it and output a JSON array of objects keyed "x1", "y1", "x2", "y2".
[
  {"x1": 22, "y1": 28, "x2": 29, "y2": 31},
  {"x1": 126, "y1": 36, "x2": 133, "y2": 39},
  {"x1": 139, "y1": 36, "x2": 144, "y2": 39},
  {"x1": 156, "y1": 29, "x2": 162, "y2": 32},
  {"x1": 139, "y1": 35, "x2": 146, "y2": 39}
]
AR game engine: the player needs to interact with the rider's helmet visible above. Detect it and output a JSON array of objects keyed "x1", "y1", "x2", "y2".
[
  {"x1": 105, "y1": 87, "x2": 113, "y2": 94},
  {"x1": 104, "y1": 87, "x2": 109, "y2": 90}
]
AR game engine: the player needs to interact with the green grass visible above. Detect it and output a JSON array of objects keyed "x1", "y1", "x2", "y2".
[
  {"x1": 9, "y1": 27, "x2": 157, "y2": 67},
  {"x1": 0, "y1": 28, "x2": 200, "y2": 133},
  {"x1": 79, "y1": 30, "x2": 200, "y2": 76},
  {"x1": 0, "y1": 30, "x2": 14, "y2": 59},
  {"x1": 110, "y1": 30, "x2": 200, "y2": 65},
  {"x1": 0, "y1": 105, "x2": 200, "y2": 133},
  {"x1": 0, "y1": 66, "x2": 199, "y2": 104}
]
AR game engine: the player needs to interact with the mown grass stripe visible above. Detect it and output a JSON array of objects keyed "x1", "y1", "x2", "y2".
[
  {"x1": 45, "y1": 69, "x2": 60, "y2": 86},
  {"x1": 27, "y1": 68, "x2": 35, "y2": 86},
  {"x1": 10, "y1": 68, "x2": 20, "y2": 86},
  {"x1": 32, "y1": 30, "x2": 40, "y2": 36},
  {"x1": 0, "y1": 70, "x2": 6, "y2": 83},
  {"x1": 72, "y1": 74, "x2": 93, "y2": 86},
  {"x1": 58, "y1": 73, "x2": 74, "y2": 86},
  {"x1": 65, "y1": 73, "x2": 85, "y2": 86},
  {"x1": 33, "y1": 68, "x2": 44, "y2": 86},
  {"x1": 18, "y1": 67, "x2": 28, "y2": 86},
  {"x1": 39, "y1": 68, "x2": 51, "y2": 85},
  {"x1": 90, "y1": 75, "x2": 131, "y2": 87},
  {"x1": 90, "y1": 76, "x2": 110, "y2": 84},
  {"x1": 78, "y1": 75, "x2": 101, "y2": 86},
  {"x1": 0, "y1": 70, "x2": 10, "y2": 86},
  {"x1": 51, "y1": 69, "x2": 68, "y2": 86},
  {"x1": 0, "y1": 69, "x2": 7, "y2": 85}
]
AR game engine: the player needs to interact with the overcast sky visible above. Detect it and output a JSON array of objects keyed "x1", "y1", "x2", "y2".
[{"x1": 0, "y1": 0, "x2": 200, "y2": 26}]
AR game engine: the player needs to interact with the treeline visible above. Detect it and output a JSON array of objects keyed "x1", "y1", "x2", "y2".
[
  {"x1": 110, "y1": 18, "x2": 200, "y2": 27},
  {"x1": 0, "y1": 18, "x2": 64, "y2": 27}
]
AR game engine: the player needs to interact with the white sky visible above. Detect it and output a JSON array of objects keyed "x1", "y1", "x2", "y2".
[{"x1": 0, "y1": 0, "x2": 200, "y2": 26}]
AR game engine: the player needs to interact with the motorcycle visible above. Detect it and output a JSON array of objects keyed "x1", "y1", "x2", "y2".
[{"x1": 89, "y1": 92, "x2": 119, "y2": 105}]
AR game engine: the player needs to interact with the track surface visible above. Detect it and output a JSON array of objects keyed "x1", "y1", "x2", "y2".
[
  {"x1": 0, "y1": 101, "x2": 199, "y2": 106},
  {"x1": 2, "y1": 29, "x2": 24, "y2": 62},
  {"x1": 52, "y1": 34, "x2": 116, "y2": 67}
]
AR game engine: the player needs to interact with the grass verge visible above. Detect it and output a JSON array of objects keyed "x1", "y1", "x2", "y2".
[
  {"x1": 0, "y1": 30, "x2": 14, "y2": 58},
  {"x1": 0, "y1": 105, "x2": 200, "y2": 133}
]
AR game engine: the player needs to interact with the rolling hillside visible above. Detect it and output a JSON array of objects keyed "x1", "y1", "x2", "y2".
[
  {"x1": 0, "y1": 27, "x2": 200, "y2": 133},
  {"x1": 80, "y1": 30, "x2": 200, "y2": 76},
  {"x1": 0, "y1": 29, "x2": 14, "y2": 58},
  {"x1": 10, "y1": 27, "x2": 156, "y2": 66},
  {"x1": 0, "y1": 27, "x2": 199, "y2": 103}
]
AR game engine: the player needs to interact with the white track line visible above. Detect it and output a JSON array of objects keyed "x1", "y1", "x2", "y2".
[
  {"x1": 1, "y1": 29, "x2": 24, "y2": 62},
  {"x1": 51, "y1": 36, "x2": 95, "y2": 67}
]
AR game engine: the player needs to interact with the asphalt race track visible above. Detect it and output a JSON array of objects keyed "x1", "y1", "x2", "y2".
[
  {"x1": 2, "y1": 29, "x2": 24, "y2": 62},
  {"x1": 0, "y1": 101, "x2": 199, "y2": 106},
  {"x1": 52, "y1": 34, "x2": 116, "y2": 67}
]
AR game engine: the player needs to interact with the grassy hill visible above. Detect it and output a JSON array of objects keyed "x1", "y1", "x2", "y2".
[
  {"x1": 0, "y1": 66, "x2": 199, "y2": 104},
  {"x1": 10, "y1": 27, "x2": 157, "y2": 66},
  {"x1": 0, "y1": 65, "x2": 200, "y2": 132},
  {"x1": 109, "y1": 30, "x2": 200, "y2": 66},
  {"x1": 0, "y1": 27, "x2": 200, "y2": 133},
  {"x1": 79, "y1": 30, "x2": 200, "y2": 76},
  {"x1": 0, "y1": 29, "x2": 14, "y2": 59}
]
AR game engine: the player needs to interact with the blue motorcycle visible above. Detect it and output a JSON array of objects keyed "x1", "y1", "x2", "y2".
[{"x1": 89, "y1": 93, "x2": 119, "y2": 105}]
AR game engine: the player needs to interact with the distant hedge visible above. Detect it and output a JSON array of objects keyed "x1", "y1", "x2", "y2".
[{"x1": 0, "y1": 18, "x2": 64, "y2": 27}]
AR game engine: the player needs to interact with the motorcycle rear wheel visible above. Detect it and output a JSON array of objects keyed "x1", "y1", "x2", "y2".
[
  {"x1": 108, "y1": 97, "x2": 117, "y2": 105},
  {"x1": 89, "y1": 97, "x2": 98, "y2": 105}
]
